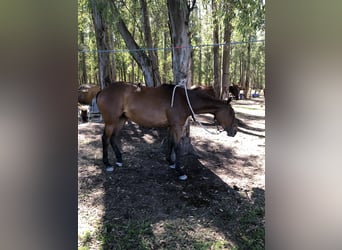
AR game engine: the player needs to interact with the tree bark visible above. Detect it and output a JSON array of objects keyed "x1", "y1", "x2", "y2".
[
  {"x1": 162, "y1": 29, "x2": 168, "y2": 83},
  {"x1": 89, "y1": 0, "x2": 115, "y2": 89},
  {"x1": 167, "y1": 0, "x2": 194, "y2": 87},
  {"x1": 79, "y1": 31, "x2": 87, "y2": 85},
  {"x1": 212, "y1": 0, "x2": 221, "y2": 98},
  {"x1": 221, "y1": 18, "x2": 232, "y2": 100},
  {"x1": 140, "y1": 0, "x2": 161, "y2": 86},
  {"x1": 245, "y1": 35, "x2": 252, "y2": 98},
  {"x1": 110, "y1": 1, "x2": 160, "y2": 87}
]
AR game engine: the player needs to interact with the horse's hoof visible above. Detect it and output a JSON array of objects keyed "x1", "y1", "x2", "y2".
[
  {"x1": 106, "y1": 166, "x2": 114, "y2": 172},
  {"x1": 169, "y1": 164, "x2": 176, "y2": 169},
  {"x1": 115, "y1": 162, "x2": 123, "y2": 167},
  {"x1": 179, "y1": 175, "x2": 188, "y2": 181}
]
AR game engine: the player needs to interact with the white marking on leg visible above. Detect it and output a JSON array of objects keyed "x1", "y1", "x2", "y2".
[
  {"x1": 106, "y1": 166, "x2": 114, "y2": 172},
  {"x1": 169, "y1": 164, "x2": 176, "y2": 169},
  {"x1": 179, "y1": 175, "x2": 188, "y2": 181},
  {"x1": 115, "y1": 162, "x2": 123, "y2": 167}
]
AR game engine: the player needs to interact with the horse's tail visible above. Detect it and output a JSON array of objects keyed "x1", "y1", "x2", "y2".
[{"x1": 95, "y1": 90, "x2": 102, "y2": 105}]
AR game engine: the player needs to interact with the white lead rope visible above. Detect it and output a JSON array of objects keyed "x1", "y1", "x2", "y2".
[{"x1": 171, "y1": 80, "x2": 220, "y2": 135}]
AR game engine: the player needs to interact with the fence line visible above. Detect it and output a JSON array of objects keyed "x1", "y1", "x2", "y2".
[{"x1": 79, "y1": 39, "x2": 265, "y2": 54}]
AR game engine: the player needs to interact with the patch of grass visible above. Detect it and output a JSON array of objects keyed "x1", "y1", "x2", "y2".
[
  {"x1": 238, "y1": 206, "x2": 265, "y2": 249},
  {"x1": 78, "y1": 247, "x2": 90, "y2": 250},
  {"x1": 79, "y1": 230, "x2": 92, "y2": 248},
  {"x1": 97, "y1": 220, "x2": 154, "y2": 250},
  {"x1": 193, "y1": 239, "x2": 233, "y2": 250}
]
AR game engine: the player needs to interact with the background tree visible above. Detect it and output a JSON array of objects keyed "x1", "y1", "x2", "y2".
[
  {"x1": 212, "y1": 0, "x2": 221, "y2": 98},
  {"x1": 109, "y1": 1, "x2": 161, "y2": 87},
  {"x1": 78, "y1": 0, "x2": 265, "y2": 95}
]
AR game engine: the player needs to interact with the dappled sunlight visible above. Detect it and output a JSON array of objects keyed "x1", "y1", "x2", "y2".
[
  {"x1": 151, "y1": 218, "x2": 235, "y2": 249},
  {"x1": 142, "y1": 133, "x2": 156, "y2": 144},
  {"x1": 78, "y1": 97, "x2": 265, "y2": 249}
]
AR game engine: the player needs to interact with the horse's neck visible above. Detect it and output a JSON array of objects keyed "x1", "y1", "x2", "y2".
[{"x1": 189, "y1": 93, "x2": 224, "y2": 114}]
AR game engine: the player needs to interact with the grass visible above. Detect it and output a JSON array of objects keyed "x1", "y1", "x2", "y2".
[
  {"x1": 78, "y1": 230, "x2": 92, "y2": 250},
  {"x1": 78, "y1": 210, "x2": 264, "y2": 249},
  {"x1": 97, "y1": 220, "x2": 154, "y2": 250},
  {"x1": 238, "y1": 206, "x2": 265, "y2": 249}
]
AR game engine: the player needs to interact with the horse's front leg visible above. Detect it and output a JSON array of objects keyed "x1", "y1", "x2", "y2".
[{"x1": 169, "y1": 126, "x2": 187, "y2": 181}]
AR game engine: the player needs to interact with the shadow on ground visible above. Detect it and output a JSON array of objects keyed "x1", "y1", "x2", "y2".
[{"x1": 78, "y1": 115, "x2": 265, "y2": 249}]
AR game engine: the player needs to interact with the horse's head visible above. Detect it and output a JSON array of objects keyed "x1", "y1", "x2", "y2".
[{"x1": 215, "y1": 105, "x2": 238, "y2": 137}]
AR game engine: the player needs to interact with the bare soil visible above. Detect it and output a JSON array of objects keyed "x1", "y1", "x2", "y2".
[{"x1": 78, "y1": 97, "x2": 265, "y2": 249}]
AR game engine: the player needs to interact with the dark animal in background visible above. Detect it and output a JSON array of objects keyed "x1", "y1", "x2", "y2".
[
  {"x1": 191, "y1": 84, "x2": 240, "y2": 101},
  {"x1": 96, "y1": 82, "x2": 238, "y2": 181},
  {"x1": 228, "y1": 84, "x2": 240, "y2": 100}
]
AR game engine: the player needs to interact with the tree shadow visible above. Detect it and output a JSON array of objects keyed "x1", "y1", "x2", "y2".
[{"x1": 78, "y1": 120, "x2": 265, "y2": 249}]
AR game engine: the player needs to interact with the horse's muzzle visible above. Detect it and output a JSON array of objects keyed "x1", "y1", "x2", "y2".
[{"x1": 226, "y1": 127, "x2": 237, "y2": 137}]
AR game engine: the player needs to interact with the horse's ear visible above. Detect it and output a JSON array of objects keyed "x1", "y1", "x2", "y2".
[{"x1": 227, "y1": 97, "x2": 233, "y2": 104}]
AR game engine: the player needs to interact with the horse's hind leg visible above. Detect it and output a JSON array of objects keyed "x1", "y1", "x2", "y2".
[
  {"x1": 102, "y1": 124, "x2": 115, "y2": 171},
  {"x1": 109, "y1": 117, "x2": 126, "y2": 167},
  {"x1": 169, "y1": 125, "x2": 187, "y2": 181},
  {"x1": 166, "y1": 131, "x2": 176, "y2": 168}
]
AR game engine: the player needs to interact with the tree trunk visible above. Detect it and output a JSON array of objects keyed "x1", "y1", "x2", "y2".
[
  {"x1": 79, "y1": 31, "x2": 87, "y2": 85},
  {"x1": 240, "y1": 52, "x2": 245, "y2": 89},
  {"x1": 212, "y1": 0, "x2": 221, "y2": 98},
  {"x1": 167, "y1": 0, "x2": 194, "y2": 87},
  {"x1": 116, "y1": 18, "x2": 156, "y2": 87},
  {"x1": 110, "y1": 1, "x2": 160, "y2": 87},
  {"x1": 89, "y1": 0, "x2": 115, "y2": 89},
  {"x1": 245, "y1": 35, "x2": 252, "y2": 98},
  {"x1": 140, "y1": 0, "x2": 161, "y2": 87},
  {"x1": 221, "y1": 18, "x2": 232, "y2": 100},
  {"x1": 167, "y1": 0, "x2": 196, "y2": 155},
  {"x1": 162, "y1": 29, "x2": 168, "y2": 83}
]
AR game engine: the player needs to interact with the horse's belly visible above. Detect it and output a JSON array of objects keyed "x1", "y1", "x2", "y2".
[{"x1": 125, "y1": 111, "x2": 169, "y2": 128}]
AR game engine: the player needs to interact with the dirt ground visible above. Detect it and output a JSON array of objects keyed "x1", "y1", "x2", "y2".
[{"x1": 78, "y1": 97, "x2": 265, "y2": 249}]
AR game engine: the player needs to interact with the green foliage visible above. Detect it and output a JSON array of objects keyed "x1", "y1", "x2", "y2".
[{"x1": 78, "y1": 0, "x2": 265, "y2": 88}]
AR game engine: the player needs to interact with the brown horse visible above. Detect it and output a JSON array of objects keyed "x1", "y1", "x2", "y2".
[
  {"x1": 191, "y1": 85, "x2": 240, "y2": 100},
  {"x1": 96, "y1": 82, "x2": 238, "y2": 180},
  {"x1": 78, "y1": 84, "x2": 101, "y2": 105}
]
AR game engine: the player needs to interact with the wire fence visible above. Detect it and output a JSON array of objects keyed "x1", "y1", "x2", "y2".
[{"x1": 78, "y1": 39, "x2": 265, "y2": 53}]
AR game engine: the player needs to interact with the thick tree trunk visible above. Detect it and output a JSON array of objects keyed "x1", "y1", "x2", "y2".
[
  {"x1": 212, "y1": 0, "x2": 221, "y2": 98},
  {"x1": 140, "y1": 0, "x2": 161, "y2": 86},
  {"x1": 221, "y1": 18, "x2": 232, "y2": 100},
  {"x1": 116, "y1": 18, "x2": 159, "y2": 87},
  {"x1": 89, "y1": 0, "x2": 115, "y2": 89},
  {"x1": 167, "y1": 0, "x2": 196, "y2": 156},
  {"x1": 167, "y1": 0, "x2": 194, "y2": 87},
  {"x1": 109, "y1": 1, "x2": 161, "y2": 87}
]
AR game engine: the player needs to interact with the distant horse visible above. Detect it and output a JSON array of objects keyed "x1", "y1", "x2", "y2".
[
  {"x1": 96, "y1": 82, "x2": 238, "y2": 180},
  {"x1": 228, "y1": 84, "x2": 240, "y2": 100},
  {"x1": 78, "y1": 84, "x2": 101, "y2": 105},
  {"x1": 191, "y1": 84, "x2": 240, "y2": 100},
  {"x1": 78, "y1": 84, "x2": 101, "y2": 122},
  {"x1": 190, "y1": 85, "x2": 216, "y2": 98}
]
